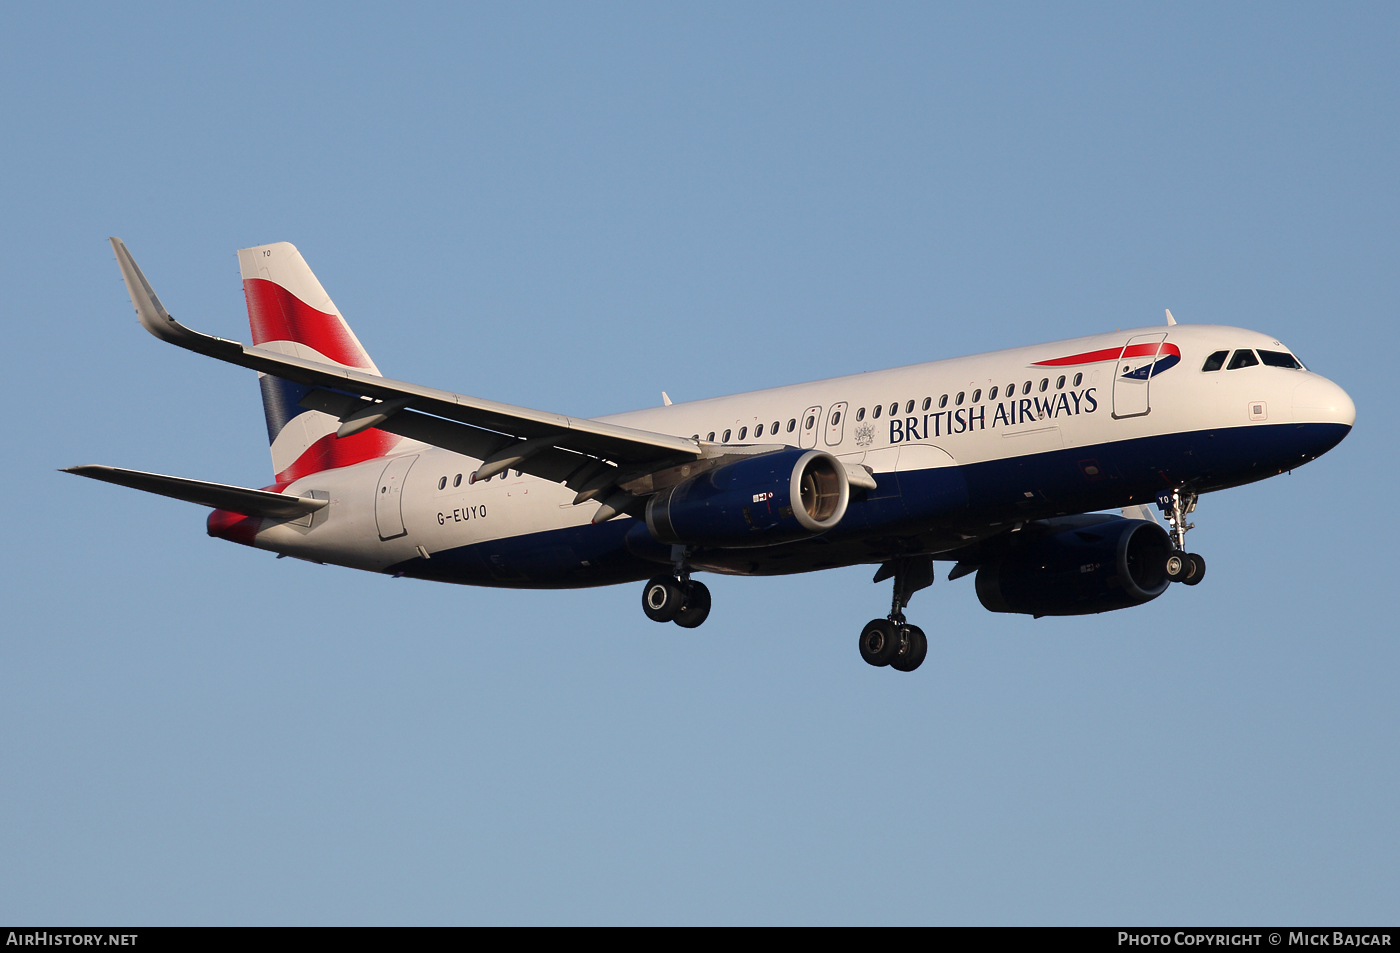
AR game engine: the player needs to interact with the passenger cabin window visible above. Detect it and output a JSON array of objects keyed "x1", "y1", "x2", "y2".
[
  {"x1": 939, "y1": 394, "x2": 948, "y2": 408},
  {"x1": 971, "y1": 389, "x2": 981, "y2": 402},
  {"x1": 723, "y1": 429, "x2": 732, "y2": 442},
  {"x1": 856, "y1": 407, "x2": 865, "y2": 421},
  {"x1": 989, "y1": 386, "x2": 998, "y2": 400},
  {"x1": 1072, "y1": 373, "x2": 1083, "y2": 386},
  {"x1": 771, "y1": 421, "x2": 779, "y2": 433},
  {"x1": 1227, "y1": 349, "x2": 1259, "y2": 370},
  {"x1": 888, "y1": 402, "x2": 898, "y2": 416},
  {"x1": 706, "y1": 431, "x2": 715, "y2": 441},
  {"x1": 955, "y1": 392, "x2": 965, "y2": 406},
  {"x1": 1022, "y1": 381, "x2": 1032, "y2": 395},
  {"x1": 754, "y1": 423, "x2": 764, "y2": 438},
  {"x1": 787, "y1": 418, "x2": 796, "y2": 432},
  {"x1": 922, "y1": 397, "x2": 931, "y2": 411},
  {"x1": 1056, "y1": 375, "x2": 1066, "y2": 389},
  {"x1": 738, "y1": 427, "x2": 747, "y2": 440},
  {"x1": 438, "y1": 476, "x2": 447, "y2": 490},
  {"x1": 873, "y1": 405, "x2": 882, "y2": 419},
  {"x1": 1201, "y1": 350, "x2": 1228, "y2": 372},
  {"x1": 831, "y1": 411, "x2": 841, "y2": 426},
  {"x1": 806, "y1": 414, "x2": 816, "y2": 429},
  {"x1": 1039, "y1": 378, "x2": 1049, "y2": 392},
  {"x1": 453, "y1": 474, "x2": 463, "y2": 487},
  {"x1": 905, "y1": 400, "x2": 915, "y2": 414},
  {"x1": 1258, "y1": 349, "x2": 1304, "y2": 369}
]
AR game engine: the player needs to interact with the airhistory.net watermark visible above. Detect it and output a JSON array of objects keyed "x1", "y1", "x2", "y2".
[{"x1": 5, "y1": 935, "x2": 136, "y2": 946}]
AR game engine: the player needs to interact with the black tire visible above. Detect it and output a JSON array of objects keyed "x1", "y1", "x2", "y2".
[
  {"x1": 642, "y1": 575, "x2": 684, "y2": 623},
  {"x1": 859, "y1": 619, "x2": 902, "y2": 667},
  {"x1": 673, "y1": 580, "x2": 712, "y2": 629},
  {"x1": 890, "y1": 625, "x2": 928, "y2": 672},
  {"x1": 1165, "y1": 549, "x2": 1191, "y2": 583},
  {"x1": 1183, "y1": 553, "x2": 1206, "y2": 586}
]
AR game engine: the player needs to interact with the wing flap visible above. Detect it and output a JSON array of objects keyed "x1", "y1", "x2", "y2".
[{"x1": 63, "y1": 465, "x2": 326, "y2": 520}]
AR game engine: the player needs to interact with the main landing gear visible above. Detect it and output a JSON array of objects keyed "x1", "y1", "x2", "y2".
[
  {"x1": 641, "y1": 546, "x2": 711, "y2": 628},
  {"x1": 1158, "y1": 488, "x2": 1206, "y2": 586},
  {"x1": 861, "y1": 556, "x2": 933, "y2": 673}
]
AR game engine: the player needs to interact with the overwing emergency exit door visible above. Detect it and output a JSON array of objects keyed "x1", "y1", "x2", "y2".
[
  {"x1": 799, "y1": 406, "x2": 823, "y2": 449},
  {"x1": 824, "y1": 402, "x2": 849, "y2": 446}
]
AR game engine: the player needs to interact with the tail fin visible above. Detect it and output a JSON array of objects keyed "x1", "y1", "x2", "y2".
[{"x1": 238, "y1": 242, "x2": 399, "y2": 483}]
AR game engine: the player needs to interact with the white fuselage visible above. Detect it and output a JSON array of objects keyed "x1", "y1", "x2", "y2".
[{"x1": 238, "y1": 323, "x2": 1354, "y2": 586}]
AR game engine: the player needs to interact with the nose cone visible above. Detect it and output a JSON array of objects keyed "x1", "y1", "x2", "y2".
[{"x1": 1293, "y1": 376, "x2": 1356, "y2": 428}]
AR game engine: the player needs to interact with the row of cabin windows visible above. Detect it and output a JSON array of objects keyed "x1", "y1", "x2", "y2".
[
  {"x1": 1201, "y1": 349, "x2": 1303, "y2": 372},
  {"x1": 852, "y1": 373, "x2": 1084, "y2": 422},
  {"x1": 436, "y1": 469, "x2": 520, "y2": 490},
  {"x1": 695, "y1": 417, "x2": 803, "y2": 444},
  {"x1": 688, "y1": 372, "x2": 1090, "y2": 444}
]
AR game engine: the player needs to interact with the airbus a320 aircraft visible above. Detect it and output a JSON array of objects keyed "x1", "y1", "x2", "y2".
[{"x1": 69, "y1": 239, "x2": 1355, "y2": 672}]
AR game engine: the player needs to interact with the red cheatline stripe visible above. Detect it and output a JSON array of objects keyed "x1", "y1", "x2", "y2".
[
  {"x1": 243, "y1": 278, "x2": 375, "y2": 369},
  {"x1": 1034, "y1": 343, "x2": 1180, "y2": 367}
]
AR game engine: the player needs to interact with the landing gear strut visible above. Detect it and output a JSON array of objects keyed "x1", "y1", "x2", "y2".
[
  {"x1": 641, "y1": 546, "x2": 712, "y2": 628},
  {"x1": 1158, "y1": 488, "x2": 1207, "y2": 586},
  {"x1": 860, "y1": 556, "x2": 932, "y2": 672}
]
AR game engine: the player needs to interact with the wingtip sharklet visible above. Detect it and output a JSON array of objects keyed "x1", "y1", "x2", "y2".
[{"x1": 108, "y1": 237, "x2": 243, "y2": 354}]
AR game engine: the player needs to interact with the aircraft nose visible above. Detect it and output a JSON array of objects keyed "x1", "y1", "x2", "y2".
[{"x1": 1292, "y1": 376, "x2": 1356, "y2": 427}]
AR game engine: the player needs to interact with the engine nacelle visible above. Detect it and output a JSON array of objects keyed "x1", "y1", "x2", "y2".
[
  {"x1": 975, "y1": 518, "x2": 1173, "y2": 616},
  {"x1": 645, "y1": 448, "x2": 849, "y2": 548}
]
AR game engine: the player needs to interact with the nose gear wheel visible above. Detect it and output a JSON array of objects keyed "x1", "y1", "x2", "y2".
[{"x1": 1157, "y1": 488, "x2": 1207, "y2": 589}]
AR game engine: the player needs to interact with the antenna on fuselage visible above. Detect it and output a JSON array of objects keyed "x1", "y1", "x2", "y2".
[{"x1": 1165, "y1": 309, "x2": 1178, "y2": 326}]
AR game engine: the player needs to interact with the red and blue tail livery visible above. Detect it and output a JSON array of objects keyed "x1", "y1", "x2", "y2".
[
  {"x1": 236, "y1": 243, "x2": 399, "y2": 483},
  {"x1": 71, "y1": 239, "x2": 1356, "y2": 673}
]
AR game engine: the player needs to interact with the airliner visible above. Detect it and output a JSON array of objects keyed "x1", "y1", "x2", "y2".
[{"x1": 68, "y1": 239, "x2": 1355, "y2": 672}]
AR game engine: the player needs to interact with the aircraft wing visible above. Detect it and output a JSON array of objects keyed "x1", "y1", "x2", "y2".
[
  {"x1": 110, "y1": 238, "x2": 704, "y2": 509},
  {"x1": 63, "y1": 465, "x2": 326, "y2": 520}
]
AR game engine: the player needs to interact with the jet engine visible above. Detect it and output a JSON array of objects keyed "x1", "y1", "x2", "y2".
[
  {"x1": 645, "y1": 448, "x2": 850, "y2": 548},
  {"x1": 974, "y1": 518, "x2": 1173, "y2": 616}
]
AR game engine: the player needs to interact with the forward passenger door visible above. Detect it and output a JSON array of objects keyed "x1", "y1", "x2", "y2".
[{"x1": 1112, "y1": 333, "x2": 1168, "y2": 419}]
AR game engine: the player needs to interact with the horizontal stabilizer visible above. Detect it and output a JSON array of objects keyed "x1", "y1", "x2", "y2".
[{"x1": 62, "y1": 465, "x2": 327, "y2": 520}]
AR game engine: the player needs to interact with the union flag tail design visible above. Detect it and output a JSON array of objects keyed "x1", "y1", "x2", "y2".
[{"x1": 237, "y1": 242, "x2": 399, "y2": 483}]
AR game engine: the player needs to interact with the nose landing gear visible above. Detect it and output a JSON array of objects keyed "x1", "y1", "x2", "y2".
[
  {"x1": 1158, "y1": 488, "x2": 1207, "y2": 586},
  {"x1": 861, "y1": 556, "x2": 933, "y2": 672}
]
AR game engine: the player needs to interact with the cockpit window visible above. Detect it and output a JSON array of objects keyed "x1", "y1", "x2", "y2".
[
  {"x1": 1227, "y1": 349, "x2": 1259, "y2": 370},
  {"x1": 1201, "y1": 350, "x2": 1228, "y2": 372},
  {"x1": 1258, "y1": 349, "x2": 1304, "y2": 369}
]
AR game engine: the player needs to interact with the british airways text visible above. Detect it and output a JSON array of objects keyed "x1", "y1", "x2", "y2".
[{"x1": 890, "y1": 388, "x2": 1098, "y2": 443}]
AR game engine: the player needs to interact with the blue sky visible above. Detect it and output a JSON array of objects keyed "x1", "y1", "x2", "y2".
[{"x1": 2, "y1": 3, "x2": 1396, "y2": 924}]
